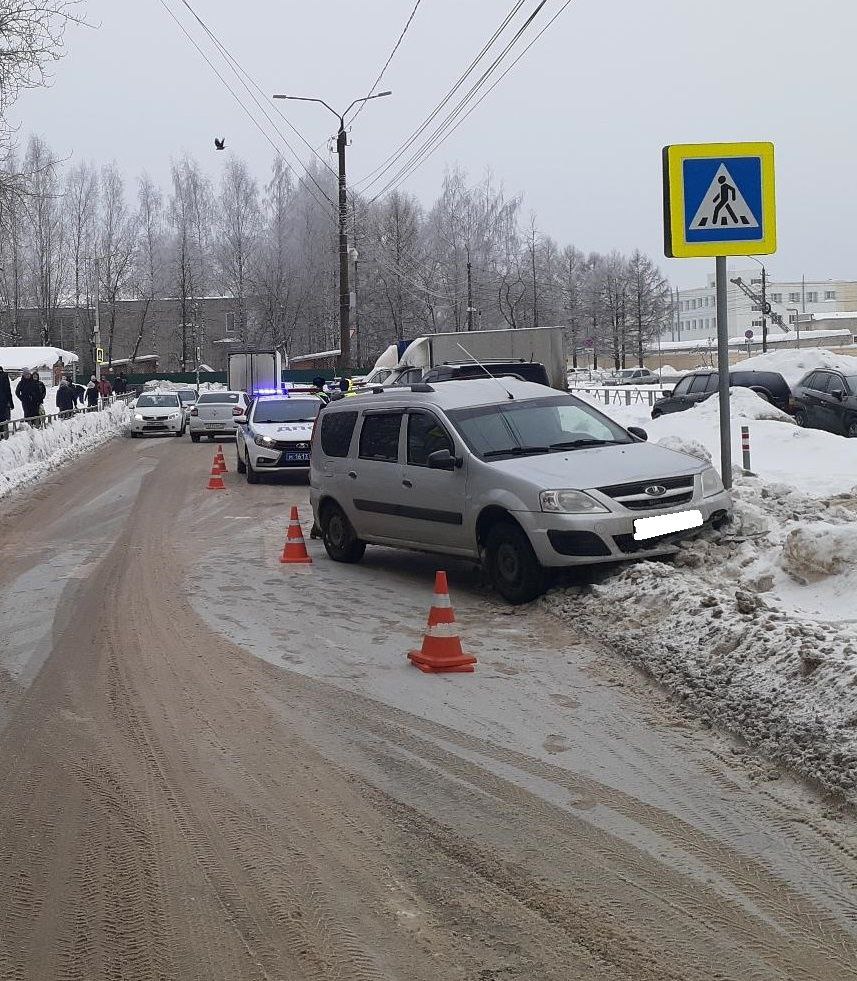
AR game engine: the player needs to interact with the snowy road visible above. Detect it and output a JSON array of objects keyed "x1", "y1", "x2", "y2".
[{"x1": 1, "y1": 434, "x2": 857, "y2": 979}]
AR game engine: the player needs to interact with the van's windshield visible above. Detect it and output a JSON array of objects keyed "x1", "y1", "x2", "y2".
[{"x1": 446, "y1": 395, "x2": 632, "y2": 460}]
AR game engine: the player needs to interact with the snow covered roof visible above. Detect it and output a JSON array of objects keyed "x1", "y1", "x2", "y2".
[
  {"x1": 658, "y1": 329, "x2": 853, "y2": 352},
  {"x1": 0, "y1": 346, "x2": 79, "y2": 371}
]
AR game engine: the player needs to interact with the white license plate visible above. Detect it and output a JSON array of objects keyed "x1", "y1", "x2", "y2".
[
  {"x1": 204, "y1": 422, "x2": 224, "y2": 429},
  {"x1": 633, "y1": 509, "x2": 703, "y2": 541}
]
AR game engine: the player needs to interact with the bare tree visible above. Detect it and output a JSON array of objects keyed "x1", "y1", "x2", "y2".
[
  {"x1": 215, "y1": 156, "x2": 260, "y2": 345},
  {"x1": 64, "y1": 159, "x2": 98, "y2": 353},
  {"x1": 627, "y1": 248, "x2": 672, "y2": 366},
  {"x1": 129, "y1": 172, "x2": 166, "y2": 365},
  {"x1": 98, "y1": 161, "x2": 135, "y2": 363},
  {"x1": 22, "y1": 134, "x2": 65, "y2": 344}
]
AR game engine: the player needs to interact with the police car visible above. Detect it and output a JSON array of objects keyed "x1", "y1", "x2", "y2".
[{"x1": 235, "y1": 393, "x2": 324, "y2": 483}]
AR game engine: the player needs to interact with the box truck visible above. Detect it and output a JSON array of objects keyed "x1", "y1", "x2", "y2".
[
  {"x1": 361, "y1": 326, "x2": 567, "y2": 390},
  {"x1": 227, "y1": 349, "x2": 283, "y2": 396}
]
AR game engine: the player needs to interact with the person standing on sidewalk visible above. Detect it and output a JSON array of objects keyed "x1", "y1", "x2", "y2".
[
  {"x1": 56, "y1": 378, "x2": 76, "y2": 418},
  {"x1": 15, "y1": 369, "x2": 41, "y2": 421},
  {"x1": 0, "y1": 365, "x2": 13, "y2": 438},
  {"x1": 30, "y1": 372, "x2": 47, "y2": 427},
  {"x1": 85, "y1": 375, "x2": 100, "y2": 409}
]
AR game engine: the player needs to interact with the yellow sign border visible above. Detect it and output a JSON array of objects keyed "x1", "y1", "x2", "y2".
[{"x1": 663, "y1": 141, "x2": 777, "y2": 258}]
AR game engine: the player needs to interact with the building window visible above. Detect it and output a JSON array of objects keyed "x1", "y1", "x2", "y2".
[
  {"x1": 788, "y1": 292, "x2": 800, "y2": 303},
  {"x1": 825, "y1": 290, "x2": 837, "y2": 301},
  {"x1": 771, "y1": 293, "x2": 782, "y2": 303},
  {"x1": 806, "y1": 291, "x2": 818, "y2": 303},
  {"x1": 225, "y1": 312, "x2": 236, "y2": 335}
]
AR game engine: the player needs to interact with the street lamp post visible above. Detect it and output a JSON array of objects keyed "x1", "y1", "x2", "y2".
[
  {"x1": 749, "y1": 255, "x2": 768, "y2": 354},
  {"x1": 272, "y1": 91, "x2": 391, "y2": 376}
]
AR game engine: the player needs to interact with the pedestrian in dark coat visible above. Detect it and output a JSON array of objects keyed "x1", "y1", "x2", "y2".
[
  {"x1": 115, "y1": 372, "x2": 128, "y2": 395},
  {"x1": 31, "y1": 372, "x2": 47, "y2": 426},
  {"x1": 85, "y1": 376, "x2": 100, "y2": 408},
  {"x1": 15, "y1": 370, "x2": 41, "y2": 420},
  {"x1": 56, "y1": 379, "x2": 76, "y2": 415},
  {"x1": 0, "y1": 365, "x2": 13, "y2": 439}
]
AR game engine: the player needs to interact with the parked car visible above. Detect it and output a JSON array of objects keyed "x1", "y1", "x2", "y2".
[
  {"x1": 188, "y1": 390, "x2": 250, "y2": 442},
  {"x1": 607, "y1": 368, "x2": 661, "y2": 386},
  {"x1": 791, "y1": 369, "x2": 857, "y2": 437},
  {"x1": 310, "y1": 379, "x2": 731, "y2": 604},
  {"x1": 177, "y1": 388, "x2": 198, "y2": 423},
  {"x1": 421, "y1": 360, "x2": 552, "y2": 387},
  {"x1": 652, "y1": 370, "x2": 791, "y2": 419},
  {"x1": 130, "y1": 391, "x2": 185, "y2": 438},
  {"x1": 235, "y1": 393, "x2": 323, "y2": 483}
]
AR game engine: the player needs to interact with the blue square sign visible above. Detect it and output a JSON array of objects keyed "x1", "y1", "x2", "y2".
[{"x1": 663, "y1": 142, "x2": 776, "y2": 258}]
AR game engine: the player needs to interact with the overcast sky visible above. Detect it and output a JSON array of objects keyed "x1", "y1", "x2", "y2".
[{"x1": 12, "y1": 0, "x2": 857, "y2": 288}]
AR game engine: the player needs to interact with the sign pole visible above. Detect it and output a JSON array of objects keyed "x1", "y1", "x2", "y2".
[{"x1": 715, "y1": 255, "x2": 732, "y2": 489}]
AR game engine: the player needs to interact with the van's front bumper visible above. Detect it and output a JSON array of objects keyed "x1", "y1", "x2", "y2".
[{"x1": 514, "y1": 490, "x2": 733, "y2": 566}]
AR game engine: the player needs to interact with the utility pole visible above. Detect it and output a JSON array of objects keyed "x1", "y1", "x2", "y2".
[
  {"x1": 466, "y1": 245, "x2": 474, "y2": 331},
  {"x1": 273, "y1": 90, "x2": 391, "y2": 377},
  {"x1": 92, "y1": 256, "x2": 102, "y2": 383}
]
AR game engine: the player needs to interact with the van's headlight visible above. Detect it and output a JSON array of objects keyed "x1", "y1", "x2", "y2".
[
  {"x1": 254, "y1": 434, "x2": 277, "y2": 448},
  {"x1": 540, "y1": 490, "x2": 608, "y2": 514},
  {"x1": 701, "y1": 467, "x2": 725, "y2": 497},
  {"x1": 167, "y1": 413, "x2": 180, "y2": 420},
  {"x1": 134, "y1": 413, "x2": 143, "y2": 421}
]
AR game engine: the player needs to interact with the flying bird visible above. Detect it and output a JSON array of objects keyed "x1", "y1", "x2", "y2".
[{"x1": 214, "y1": 138, "x2": 226, "y2": 150}]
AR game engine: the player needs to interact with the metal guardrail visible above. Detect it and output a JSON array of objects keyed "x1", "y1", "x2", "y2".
[
  {"x1": 0, "y1": 393, "x2": 135, "y2": 439},
  {"x1": 573, "y1": 386, "x2": 665, "y2": 407}
]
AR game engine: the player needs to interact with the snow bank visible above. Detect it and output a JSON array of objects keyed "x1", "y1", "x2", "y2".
[
  {"x1": 737, "y1": 347, "x2": 857, "y2": 386},
  {"x1": 589, "y1": 388, "x2": 857, "y2": 496},
  {"x1": 0, "y1": 402, "x2": 131, "y2": 499},
  {"x1": 142, "y1": 379, "x2": 225, "y2": 393},
  {"x1": 544, "y1": 470, "x2": 857, "y2": 797}
]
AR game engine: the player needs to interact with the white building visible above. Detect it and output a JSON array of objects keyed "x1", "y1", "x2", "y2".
[{"x1": 667, "y1": 270, "x2": 857, "y2": 343}]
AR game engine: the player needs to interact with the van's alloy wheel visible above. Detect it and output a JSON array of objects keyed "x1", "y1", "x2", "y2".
[
  {"x1": 794, "y1": 410, "x2": 807, "y2": 427},
  {"x1": 246, "y1": 457, "x2": 260, "y2": 484},
  {"x1": 847, "y1": 418, "x2": 857, "y2": 438},
  {"x1": 322, "y1": 503, "x2": 365, "y2": 563}
]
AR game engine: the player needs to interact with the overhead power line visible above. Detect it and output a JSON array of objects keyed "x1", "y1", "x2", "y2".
[
  {"x1": 347, "y1": 0, "x2": 424, "y2": 128},
  {"x1": 371, "y1": 0, "x2": 574, "y2": 203},
  {"x1": 353, "y1": 0, "x2": 529, "y2": 192},
  {"x1": 366, "y1": 0, "x2": 554, "y2": 203},
  {"x1": 155, "y1": 0, "x2": 335, "y2": 213}
]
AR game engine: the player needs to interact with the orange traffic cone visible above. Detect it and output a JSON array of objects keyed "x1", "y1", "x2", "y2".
[
  {"x1": 215, "y1": 444, "x2": 228, "y2": 473},
  {"x1": 408, "y1": 572, "x2": 476, "y2": 673},
  {"x1": 280, "y1": 506, "x2": 312, "y2": 564},
  {"x1": 207, "y1": 465, "x2": 226, "y2": 491}
]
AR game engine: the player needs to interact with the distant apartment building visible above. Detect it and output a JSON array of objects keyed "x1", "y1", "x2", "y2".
[{"x1": 666, "y1": 270, "x2": 857, "y2": 342}]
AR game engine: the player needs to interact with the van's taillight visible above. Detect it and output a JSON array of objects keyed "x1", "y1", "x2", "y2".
[{"x1": 232, "y1": 406, "x2": 243, "y2": 416}]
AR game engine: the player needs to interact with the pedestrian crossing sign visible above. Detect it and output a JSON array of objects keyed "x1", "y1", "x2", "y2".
[
  {"x1": 96, "y1": 347, "x2": 105, "y2": 365},
  {"x1": 663, "y1": 142, "x2": 776, "y2": 258}
]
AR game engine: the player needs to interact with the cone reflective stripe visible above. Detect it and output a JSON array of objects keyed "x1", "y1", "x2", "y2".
[
  {"x1": 408, "y1": 571, "x2": 476, "y2": 673},
  {"x1": 280, "y1": 505, "x2": 312, "y2": 564},
  {"x1": 207, "y1": 470, "x2": 226, "y2": 490},
  {"x1": 215, "y1": 444, "x2": 228, "y2": 473}
]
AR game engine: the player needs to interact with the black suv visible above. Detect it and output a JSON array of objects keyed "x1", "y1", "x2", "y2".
[
  {"x1": 791, "y1": 369, "x2": 857, "y2": 438},
  {"x1": 652, "y1": 369, "x2": 791, "y2": 418},
  {"x1": 421, "y1": 360, "x2": 551, "y2": 387}
]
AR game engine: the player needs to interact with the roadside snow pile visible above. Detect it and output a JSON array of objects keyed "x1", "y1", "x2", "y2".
[
  {"x1": 739, "y1": 347, "x2": 857, "y2": 387},
  {"x1": 592, "y1": 388, "x2": 857, "y2": 496},
  {"x1": 142, "y1": 379, "x2": 225, "y2": 393},
  {"x1": 0, "y1": 401, "x2": 130, "y2": 498},
  {"x1": 544, "y1": 476, "x2": 857, "y2": 797}
]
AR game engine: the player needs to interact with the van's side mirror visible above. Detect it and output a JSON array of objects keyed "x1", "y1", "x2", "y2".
[
  {"x1": 427, "y1": 449, "x2": 458, "y2": 471},
  {"x1": 831, "y1": 388, "x2": 844, "y2": 401},
  {"x1": 627, "y1": 426, "x2": 648, "y2": 442},
  {"x1": 235, "y1": 415, "x2": 248, "y2": 425}
]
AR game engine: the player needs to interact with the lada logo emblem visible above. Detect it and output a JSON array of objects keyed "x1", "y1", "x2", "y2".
[{"x1": 644, "y1": 484, "x2": 667, "y2": 497}]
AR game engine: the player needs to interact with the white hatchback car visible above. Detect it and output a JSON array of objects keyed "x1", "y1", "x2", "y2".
[
  {"x1": 130, "y1": 391, "x2": 185, "y2": 437},
  {"x1": 235, "y1": 393, "x2": 324, "y2": 483},
  {"x1": 188, "y1": 391, "x2": 250, "y2": 442}
]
